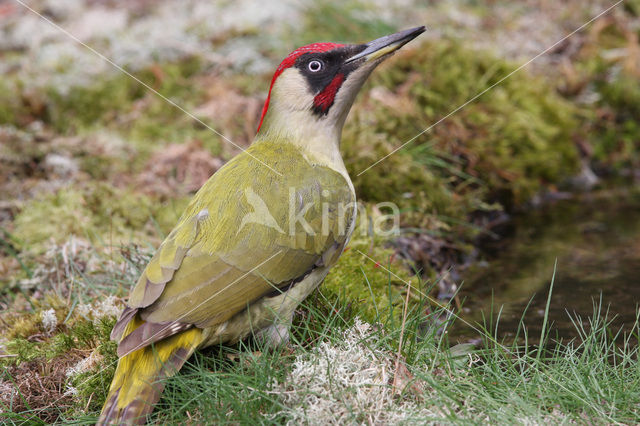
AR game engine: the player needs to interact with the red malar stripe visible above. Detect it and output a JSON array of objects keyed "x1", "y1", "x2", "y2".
[{"x1": 313, "y1": 72, "x2": 345, "y2": 113}]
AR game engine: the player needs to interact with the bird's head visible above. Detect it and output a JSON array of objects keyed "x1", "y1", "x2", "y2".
[{"x1": 255, "y1": 27, "x2": 425, "y2": 145}]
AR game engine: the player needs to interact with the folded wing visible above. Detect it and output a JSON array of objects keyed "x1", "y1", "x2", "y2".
[{"x1": 112, "y1": 143, "x2": 354, "y2": 356}]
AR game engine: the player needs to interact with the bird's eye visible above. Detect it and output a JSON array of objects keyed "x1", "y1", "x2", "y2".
[{"x1": 307, "y1": 60, "x2": 323, "y2": 72}]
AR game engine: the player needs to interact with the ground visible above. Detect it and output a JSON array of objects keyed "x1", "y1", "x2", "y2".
[{"x1": 1, "y1": 0, "x2": 639, "y2": 424}]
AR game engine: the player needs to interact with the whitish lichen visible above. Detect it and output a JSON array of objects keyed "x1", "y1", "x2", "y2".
[
  {"x1": 41, "y1": 308, "x2": 58, "y2": 334},
  {"x1": 0, "y1": 0, "x2": 303, "y2": 94},
  {"x1": 270, "y1": 319, "x2": 436, "y2": 425},
  {"x1": 66, "y1": 349, "x2": 104, "y2": 379},
  {"x1": 76, "y1": 295, "x2": 121, "y2": 324}
]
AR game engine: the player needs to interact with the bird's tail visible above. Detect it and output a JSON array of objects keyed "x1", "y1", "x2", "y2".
[{"x1": 98, "y1": 316, "x2": 204, "y2": 425}]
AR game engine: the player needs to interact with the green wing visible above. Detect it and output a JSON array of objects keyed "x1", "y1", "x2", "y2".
[{"x1": 113, "y1": 142, "x2": 354, "y2": 355}]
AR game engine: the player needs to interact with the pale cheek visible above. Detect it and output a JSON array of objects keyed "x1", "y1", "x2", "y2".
[{"x1": 271, "y1": 69, "x2": 314, "y2": 111}]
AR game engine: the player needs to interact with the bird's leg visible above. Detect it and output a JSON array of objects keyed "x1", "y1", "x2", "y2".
[{"x1": 256, "y1": 314, "x2": 293, "y2": 347}]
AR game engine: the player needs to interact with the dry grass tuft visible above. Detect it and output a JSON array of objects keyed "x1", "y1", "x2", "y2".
[{"x1": 1, "y1": 350, "x2": 86, "y2": 423}]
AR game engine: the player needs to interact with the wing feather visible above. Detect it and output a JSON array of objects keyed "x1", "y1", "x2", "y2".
[{"x1": 113, "y1": 142, "x2": 355, "y2": 352}]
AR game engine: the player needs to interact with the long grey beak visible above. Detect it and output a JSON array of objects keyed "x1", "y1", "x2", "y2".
[{"x1": 345, "y1": 26, "x2": 426, "y2": 64}]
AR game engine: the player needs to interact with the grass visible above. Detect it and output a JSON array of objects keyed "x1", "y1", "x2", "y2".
[
  {"x1": 4, "y1": 260, "x2": 637, "y2": 424},
  {"x1": 144, "y1": 276, "x2": 640, "y2": 424}
]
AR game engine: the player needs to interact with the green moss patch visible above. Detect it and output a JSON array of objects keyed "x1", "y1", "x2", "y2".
[
  {"x1": 322, "y1": 207, "x2": 425, "y2": 325},
  {"x1": 357, "y1": 40, "x2": 580, "y2": 208},
  {"x1": 1, "y1": 311, "x2": 118, "y2": 423},
  {"x1": 10, "y1": 183, "x2": 188, "y2": 253}
]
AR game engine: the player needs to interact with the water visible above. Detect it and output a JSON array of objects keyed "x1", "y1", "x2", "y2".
[{"x1": 452, "y1": 188, "x2": 640, "y2": 344}]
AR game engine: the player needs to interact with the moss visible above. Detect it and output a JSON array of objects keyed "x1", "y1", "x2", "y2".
[
  {"x1": 1, "y1": 308, "x2": 118, "y2": 421},
  {"x1": 591, "y1": 72, "x2": 640, "y2": 169},
  {"x1": 322, "y1": 240, "x2": 424, "y2": 324},
  {"x1": 68, "y1": 317, "x2": 119, "y2": 411},
  {"x1": 79, "y1": 152, "x2": 124, "y2": 181},
  {"x1": 343, "y1": 121, "x2": 446, "y2": 207},
  {"x1": 2, "y1": 303, "x2": 117, "y2": 363},
  {"x1": 45, "y1": 57, "x2": 204, "y2": 134},
  {"x1": 11, "y1": 183, "x2": 186, "y2": 253},
  {"x1": 560, "y1": 11, "x2": 640, "y2": 172},
  {"x1": 36, "y1": 57, "x2": 222, "y2": 172},
  {"x1": 12, "y1": 190, "x2": 91, "y2": 250},
  {"x1": 0, "y1": 79, "x2": 21, "y2": 125},
  {"x1": 6, "y1": 315, "x2": 40, "y2": 340},
  {"x1": 559, "y1": 8, "x2": 640, "y2": 175},
  {"x1": 363, "y1": 40, "x2": 580, "y2": 208},
  {"x1": 110, "y1": 58, "x2": 221, "y2": 160},
  {"x1": 625, "y1": 0, "x2": 640, "y2": 16},
  {"x1": 599, "y1": 73, "x2": 640, "y2": 119},
  {"x1": 152, "y1": 196, "x2": 192, "y2": 234},
  {"x1": 45, "y1": 75, "x2": 145, "y2": 134},
  {"x1": 3, "y1": 295, "x2": 65, "y2": 339},
  {"x1": 128, "y1": 118, "x2": 222, "y2": 165},
  {"x1": 70, "y1": 332, "x2": 118, "y2": 414},
  {"x1": 342, "y1": 118, "x2": 489, "y2": 234},
  {"x1": 300, "y1": 0, "x2": 395, "y2": 45},
  {"x1": 229, "y1": 73, "x2": 271, "y2": 97},
  {"x1": 339, "y1": 39, "x2": 580, "y2": 257},
  {"x1": 322, "y1": 206, "x2": 426, "y2": 324}
]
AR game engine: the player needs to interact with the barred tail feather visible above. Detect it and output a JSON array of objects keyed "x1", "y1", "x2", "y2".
[{"x1": 98, "y1": 318, "x2": 203, "y2": 425}]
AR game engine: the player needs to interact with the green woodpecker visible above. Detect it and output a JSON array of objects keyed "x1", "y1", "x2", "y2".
[{"x1": 98, "y1": 26, "x2": 425, "y2": 424}]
